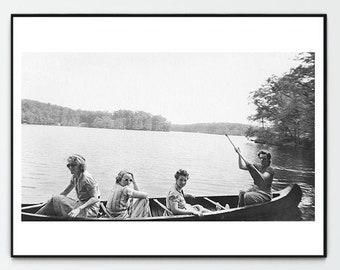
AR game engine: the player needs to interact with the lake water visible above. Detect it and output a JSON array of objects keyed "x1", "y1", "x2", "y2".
[{"x1": 22, "y1": 125, "x2": 315, "y2": 220}]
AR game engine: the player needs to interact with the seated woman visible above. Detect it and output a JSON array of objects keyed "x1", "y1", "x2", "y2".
[
  {"x1": 106, "y1": 170, "x2": 151, "y2": 218},
  {"x1": 235, "y1": 148, "x2": 274, "y2": 207},
  {"x1": 164, "y1": 169, "x2": 212, "y2": 216},
  {"x1": 36, "y1": 154, "x2": 101, "y2": 218}
]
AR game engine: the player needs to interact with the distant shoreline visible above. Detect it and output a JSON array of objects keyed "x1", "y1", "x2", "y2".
[
  {"x1": 22, "y1": 123, "x2": 247, "y2": 137},
  {"x1": 21, "y1": 99, "x2": 250, "y2": 137}
]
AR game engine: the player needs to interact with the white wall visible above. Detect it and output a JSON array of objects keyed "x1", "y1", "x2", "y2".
[{"x1": 0, "y1": 0, "x2": 338, "y2": 269}]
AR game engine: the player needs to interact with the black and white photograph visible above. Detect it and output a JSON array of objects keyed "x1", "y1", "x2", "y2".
[{"x1": 12, "y1": 15, "x2": 326, "y2": 256}]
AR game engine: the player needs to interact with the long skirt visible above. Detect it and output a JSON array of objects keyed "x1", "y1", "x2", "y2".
[
  {"x1": 108, "y1": 198, "x2": 151, "y2": 219},
  {"x1": 36, "y1": 195, "x2": 99, "y2": 218}
]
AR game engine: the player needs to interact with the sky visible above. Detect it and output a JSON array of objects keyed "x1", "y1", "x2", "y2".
[{"x1": 22, "y1": 52, "x2": 301, "y2": 125}]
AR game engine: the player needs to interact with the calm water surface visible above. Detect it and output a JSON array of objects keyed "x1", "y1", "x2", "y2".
[{"x1": 22, "y1": 125, "x2": 315, "y2": 220}]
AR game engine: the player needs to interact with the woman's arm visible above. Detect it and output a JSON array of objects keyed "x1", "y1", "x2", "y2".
[
  {"x1": 68, "y1": 196, "x2": 99, "y2": 217},
  {"x1": 235, "y1": 147, "x2": 248, "y2": 170},
  {"x1": 234, "y1": 147, "x2": 269, "y2": 185},
  {"x1": 130, "y1": 177, "x2": 149, "y2": 198},
  {"x1": 251, "y1": 169, "x2": 272, "y2": 186},
  {"x1": 131, "y1": 178, "x2": 139, "y2": 191},
  {"x1": 131, "y1": 190, "x2": 148, "y2": 199},
  {"x1": 238, "y1": 154, "x2": 248, "y2": 170},
  {"x1": 169, "y1": 201, "x2": 200, "y2": 216},
  {"x1": 60, "y1": 182, "x2": 74, "y2": 196},
  {"x1": 68, "y1": 179, "x2": 100, "y2": 217},
  {"x1": 68, "y1": 182, "x2": 99, "y2": 217},
  {"x1": 246, "y1": 164, "x2": 274, "y2": 187}
]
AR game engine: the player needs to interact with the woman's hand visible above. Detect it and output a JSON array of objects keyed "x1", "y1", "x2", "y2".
[
  {"x1": 130, "y1": 177, "x2": 140, "y2": 191},
  {"x1": 215, "y1": 203, "x2": 224, "y2": 211},
  {"x1": 68, "y1": 208, "x2": 81, "y2": 218},
  {"x1": 245, "y1": 160, "x2": 252, "y2": 167},
  {"x1": 192, "y1": 210, "x2": 203, "y2": 217},
  {"x1": 131, "y1": 177, "x2": 136, "y2": 184}
]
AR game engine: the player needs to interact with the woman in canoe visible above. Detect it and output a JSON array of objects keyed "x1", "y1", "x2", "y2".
[
  {"x1": 234, "y1": 148, "x2": 274, "y2": 207},
  {"x1": 36, "y1": 154, "x2": 101, "y2": 218},
  {"x1": 164, "y1": 169, "x2": 213, "y2": 216},
  {"x1": 105, "y1": 170, "x2": 151, "y2": 218}
]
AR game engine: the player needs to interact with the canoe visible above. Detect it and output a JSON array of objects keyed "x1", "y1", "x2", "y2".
[{"x1": 21, "y1": 184, "x2": 302, "y2": 221}]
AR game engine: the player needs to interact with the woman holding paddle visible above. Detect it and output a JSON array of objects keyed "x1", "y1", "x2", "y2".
[
  {"x1": 235, "y1": 147, "x2": 274, "y2": 206},
  {"x1": 225, "y1": 134, "x2": 274, "y2": 207}
]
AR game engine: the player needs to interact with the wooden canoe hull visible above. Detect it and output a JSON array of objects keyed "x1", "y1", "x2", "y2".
[{"x1": 21, "y1": 184, "x2": 302, "y2": 221}]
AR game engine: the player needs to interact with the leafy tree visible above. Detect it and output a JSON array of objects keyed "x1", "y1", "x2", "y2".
[{"x1": 248, "y1": 53, "x2": 315, "y2": 147}]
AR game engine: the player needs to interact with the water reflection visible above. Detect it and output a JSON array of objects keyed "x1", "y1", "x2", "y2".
[{"x1": 266, "y1": 144, "x2": 315, "y2": 221}]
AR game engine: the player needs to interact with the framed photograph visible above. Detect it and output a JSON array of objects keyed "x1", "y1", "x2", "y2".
[{"x1": 12, "y1": 14, "x2": 326, "y2": 257}]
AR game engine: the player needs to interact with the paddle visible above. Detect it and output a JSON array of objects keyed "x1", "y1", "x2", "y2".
[
  {"x1": 203, "y1": 197, "x2": 226, "y2": 210},
  {"x1": 21, "y1": 201, "x2": 48, "y2": 211},
  {"x1": 153, "y1": 199, "x2": 173, "y2": 215},
  {"x1": 225, "y1": 134, "x2": 264, "y2": 185},
  {"x1": 225, "y1": 134, "x2": 248, "y2": 164}
]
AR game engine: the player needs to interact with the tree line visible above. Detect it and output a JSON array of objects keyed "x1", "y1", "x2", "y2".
[
  {"x1": 22, "y1": 99, "x2": 250, "y2": 136},
  {"x1": 247, "y1": 53, "x2": 315, "y2": 148},
  {"x1": 22, "y1": 99, "x2": 171, "y2": 131}
]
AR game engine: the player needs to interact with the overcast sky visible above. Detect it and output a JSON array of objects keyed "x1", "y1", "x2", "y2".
[{"x1": 22, "y1": 52, "x2": 301, "y2": 124}]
